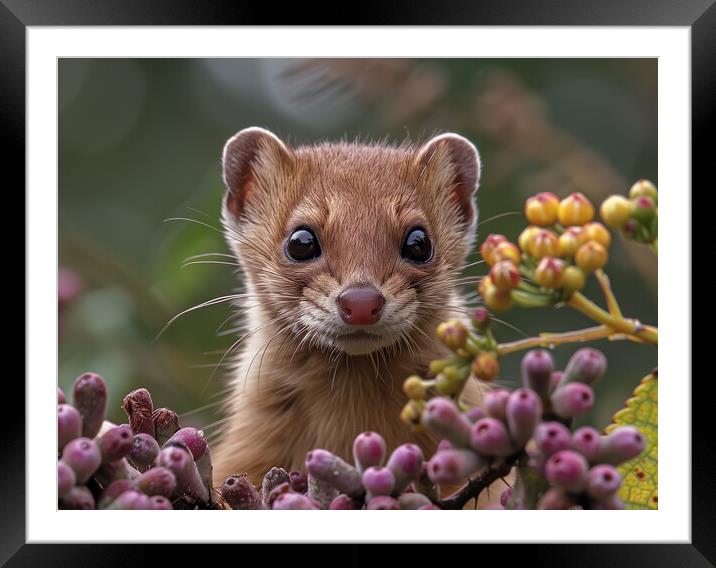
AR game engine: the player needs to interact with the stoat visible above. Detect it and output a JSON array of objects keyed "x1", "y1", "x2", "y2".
[{"x1": 210, "y1": 127, "x2": 506, "y2": 506}]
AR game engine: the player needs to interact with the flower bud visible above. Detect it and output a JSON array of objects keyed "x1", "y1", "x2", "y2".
[
  {"x1": 464, "y1": 406, "x2": 486, "y2": 424},
  {"x1": 622, "y1": 218, "x2": 641, "y2": 239},
  {"x1": 575, "y1": 241, "x2": 608, "y2": 272},
  {"x1": 275, "y1": 492, "x2": 322, "y2": 510},
  {"x1": 534, "y1": 257, "x2": 565, "y2": 289},
  {"x1": 572, "y1": 427, "x2": 602, "y2": 463},
  {"x1": 289, "y1": 470, "x2": 308, "y2": 494},
  {"x1": 505, "y1": 388, "x2": 543, "y2": 447},
  {"x1": 551, "y1": 383, "x2": 594, "y2": 418},
  {"x1": 521, "y1": 349, "x2": 554, "y2": 401},
  {"x1": 489, "y1": 260, "x2": 521, "y2": 291},
  {"x1": 628, "y1": 179, "x2": 658, "y2": 202},
  {"x1": 422, "y1": 398, "x2": 471, "y2": 447},
  {"x1": 166, "y1": 427, "x2": 207, "y2": 461},
  {"x1": 58, "y1": 387, "x2": 66, "y2": 404},
  {"x1": 471, "y1": 351, "x2": 500, "y2": 382},
  {"x1": 366, "y1": 496, "x2": 400, "y2": 510},
  {"x1": 550, "y1": 371, "x2": 565, "y2": 392},
  {"x1": 134, "y1": 466, "x2": 177, "y2": 498},
  {"x1": 600, "y1": 195, "x2": 635, "y2": 228},
  {"x1": 484, "y1": 389, "x2": 510, "y2": 421},
  {"x1": 329, "y1": 494, "x2": 359, "y2": 509},
  {"x1": 518, "y1": 225, "x2": 541, "y2": 252},
  {"x1": 478, "y1": 277, "x2": 514, "y2": 312},
  {"x1": 403, "y1": 376, "x2": 425, "y2": 400},
  {"x1": 558, "y1": 192, "x2": 594, "y2": 226},
  {"x1": 97, "y1": 479, "x2": 134, "y2": 509},
  {"x1": 525, "y1": 192, "x2": 560, "y2": 226},
  {"x1": 563, "y1": 347, "x2": 607, "y2": 386},
  {"x1": 587, "y1": 464, "x2": 622, "y2": 500},
  {"x1": 305, "y1": 449, "x2": 363, "y2": 497},
  {"x1": 537, "y1": 487, "x2": 575, "y2": 510},
  {"x1": 353, "y1": 431, "x2": 387, "y2": 473},
  {"x1": 583, "y1": 222, "x2": 612, "y2": 248},
  {"x1": 557, "y1": 229, "x2": 582, "y2": 257},
  {"x1": 58, "y1": 403, "x2": 82, "y2": 451},
  {"x1": 130, "y1": 433, "x2": 160, "y2": 469},
  {"x1": 631, "y1": 195, "x2": 657, "y2": 223},
  {"x1": 528, "y1": 229, "x2": 559, "y2": 259},
  {"x1": 122, "y1": 388, "x2": 155, "y2": 438},
  {"x1": 72, "y1": 372, "x2": 108, "y2": 439},
  {"x1": 534, "y1": 422, "x2": 572, "y2": 457},
  {"x1": 157, "y1": 445, "x2": 210, "y2": 502},
  {"x1": 545, "y1": 450, "x2": 589, "y2": 492},
  {"x1": 362, "y1": 466, "x2": 396, "y2": 500},
  {"x1": 97, "y1": 424, "x2": 134, "y2": 464},
  {"x1": 61, "y1": 485, "x2": 95, "y2": 510},
  {"x1": 562, "y1": 266, "x2": 586, "y2": 294},
  {"x1": 427, "y1": 448, "x2": 483, "y2": 485},
  {"x1": 494, "y1": 241, "x2": 521, "y2": 265},
  {"x1": 261, "y1": 467, "x2": 290, "y2": 506},
  {"x1": 400, "y1": 399, "x2": 424, "y2": 426},
  {"x1": 152, "y1": 408, "x2": 181, "y2": 447},
  {"x1": 471, "y1": 307, "x2": 491, "y2": 331},
  {"x1": 58, "y1": 461, "x2": 76, "y2": 498},
  {"x1": 398, "y1": 492, "x2": 433, "y2": 509},
  {"x1": 386, "y1": 444, "x2": 424, "y2": 492},
  {"x1": 436, "y1": 320, "x2": 468, "y2": 350},
  {"x1": 107, "y1": 490, "x2": 151, "y2": 510},
  {"x1": 222, "y1": 474, "x2": 263, "y2": 510},
  {"x1": 61, "y1": 437, "x2": 102, "y2": 484},
  {"x1": 598, "y1": 426, "x2": 646, "y2": 465},
  {"x1": 480, "y1": 234, "x2": 508, "y2": 266},
  {"x1": 469, "y1": 418, "x2": 513, "y2": 457},
  {"x1": 149, "y1": 496, "x2": 173, "y2": 510},
  {"x1": 500, "y1": 487, "x2": 513, "y2": 508}
]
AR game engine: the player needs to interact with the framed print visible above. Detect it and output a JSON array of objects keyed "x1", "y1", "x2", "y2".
[{"x1": 9, "y1": 0, "x2": 707, "y2": 564}]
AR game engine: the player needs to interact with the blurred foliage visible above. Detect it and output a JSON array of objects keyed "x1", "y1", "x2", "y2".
[{"x1": 59, "y1": 58, "x2": 657, "y2": 432}]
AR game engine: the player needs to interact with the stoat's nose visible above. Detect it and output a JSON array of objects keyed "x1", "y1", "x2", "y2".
[{"x1": 337, "y1": 287, "x2": 385, "y2": 325}]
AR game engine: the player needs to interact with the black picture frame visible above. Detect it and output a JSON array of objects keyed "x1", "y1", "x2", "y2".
[{"x1": 9, "y1": 1, "x2": 706, "y2": 564}]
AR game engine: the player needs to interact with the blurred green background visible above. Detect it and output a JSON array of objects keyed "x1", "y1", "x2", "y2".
[{"x1": 58, "y1": 58, "x2": 657, "y2": 433}]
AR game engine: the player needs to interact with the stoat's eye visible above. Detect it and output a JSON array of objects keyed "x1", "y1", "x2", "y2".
[
  {"x1": 286, "y1": 227, "x2": 321, "y2": 261},
  {"x1": 401, "y1": 227, "x2": 433, "y2": 263}
]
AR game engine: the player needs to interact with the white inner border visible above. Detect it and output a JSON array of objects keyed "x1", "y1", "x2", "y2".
[{"x1": 27, "y1": 27, "x2": 689, "y2": 543}]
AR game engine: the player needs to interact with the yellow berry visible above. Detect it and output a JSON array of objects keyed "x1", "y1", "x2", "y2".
[
  {"x1": 575, "y1": 241, "x2": 608, "y2": 272},
  {"x1": 600, "y1": 195, "x2": 634, "y2": 228},
  {"x1": 534, "y1": 257, "x2": 566, "y2": 289},
  {"x1": 480, "y1": 234, "x2": 508, "y2": 266},
  {"x1": 518, "y1": 225, "x2": 541, "y2": 252},
  {"x1": 525, "y1": 192, "x2": 560, "y2": 227},
  {"x1": 558, "y1": 192, "x2": 595, "y2": 226},
  {"x1": 489, "y1": 260, "x2": 521, "y2": 291},
  {"x1": 529, "y1": 229, "x2": 559, "y2": 259},
  {"x1": 583, "y1": 222, "x2": 612, "y2": 248},
  {"x1": 436, "y1": 320, "x2": 468, "y2": 351},
  {"x1": 494, "y1": 242, "x2": 521, "y2": 265},
  {"x1": 471, "y1": 351, "x2": 500, "y2": 382},
  {"x1": 558, "y1": 231, "x2": 581, "y2": 258},
  {"x1": 403, "y1": 376, "x2": 425, "y2": 400},
  {"x1": 478, "y1": 276, "x2": 513, "y2": 312},
  {"x1": 562, "y1": 266, "x2": 586, "y2": 294},
  {"x1": 629, "y1": 179, "x2": 658, "y2": 202}
]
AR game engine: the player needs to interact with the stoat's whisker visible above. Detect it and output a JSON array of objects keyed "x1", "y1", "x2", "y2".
[
  {"x1": 476, "y1": 210, "x2": 522, "y2": 227},
  {"x1": 154, "y1": 294, "x2": 246, "y2": 342}
]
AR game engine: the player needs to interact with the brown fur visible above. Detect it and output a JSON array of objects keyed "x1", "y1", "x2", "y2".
[{"x1": 211, "y1": 128, "x2": 510, "y2": 507}]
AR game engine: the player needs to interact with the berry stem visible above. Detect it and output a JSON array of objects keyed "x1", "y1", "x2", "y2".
[
  {"x1": 436, "y1": 456, "x2": 517, "y2": 509},
  {"x1": 594, "y1": 269, "x2": 622, "y2": 318},
  {"x1": 497, "y1": 325, "x2": 614, "y2": 356},
  {"x1": 567, "y1": 292, "x2": 658, "y2": 344}
]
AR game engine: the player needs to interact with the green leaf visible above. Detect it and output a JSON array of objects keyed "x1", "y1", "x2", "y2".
[{"x1": 605, "y1": 371, "x2": 658, "y2": 509}]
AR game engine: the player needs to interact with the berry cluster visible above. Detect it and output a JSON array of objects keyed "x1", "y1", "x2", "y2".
[
  {"x1": 221, "y1": 433, "x2": 437, "y2": 510},
  {"x1": 480, "y1": 191, "x2": 614, "y2": 311},
  {"x1": 58, "y1": 373, "x2": 215, "y2": 509},
  {"x1": 600, "y1": 179, "x2": 658, "y2": 249},
  {"x1": 418, "y1": 348, "x2": 645, "y2": 509}
]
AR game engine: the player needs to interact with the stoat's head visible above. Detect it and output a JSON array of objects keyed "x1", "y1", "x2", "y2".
[{"x1": 221, "y1": 127, "x2": 481, "y2": 356}]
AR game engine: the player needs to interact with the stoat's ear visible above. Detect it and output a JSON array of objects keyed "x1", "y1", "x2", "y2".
[
  {"x1": 415, "y1": 133, "x2": 481, "y2": 228},
  {"x1": 222, "y1": 127, "x2": 293, "y2": 220}
]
